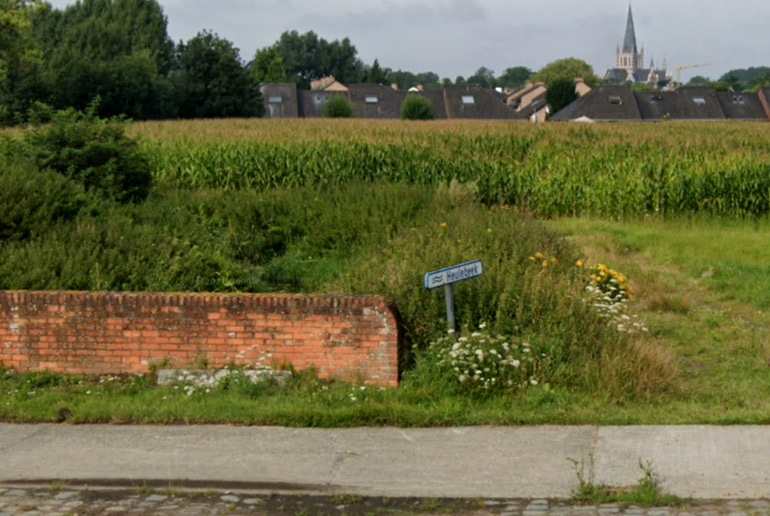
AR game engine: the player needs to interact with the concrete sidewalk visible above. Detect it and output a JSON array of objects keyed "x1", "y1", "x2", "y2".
[{"x1": 1, "y1": 425, "x2": 769, "y2": 499}]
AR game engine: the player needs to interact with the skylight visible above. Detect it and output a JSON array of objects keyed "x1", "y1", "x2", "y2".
[
  {"x1": 731, "y1": 95, "x2": 745, "y2": 105},
  {"x1": 609, "y1": 96, "x2": 622, "y2": 105},
  {"x1": 365, "y1": 96, "x2": 379, "y2": 104},
  {"x1": 461, "y1": 96, "x2": 475, "y2": 105},
  {"x1": 692, "y1": 97, "x2": 706, "y2": 106}
]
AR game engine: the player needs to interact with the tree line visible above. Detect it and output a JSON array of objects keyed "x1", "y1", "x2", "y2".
[{"x1": 1, "y1": 0, "x2": 605, "y2": 125}]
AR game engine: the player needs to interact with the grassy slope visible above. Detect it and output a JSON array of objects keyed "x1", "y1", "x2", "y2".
[
  {"x1": 548, "y1": 217, "x2": 770, "y2": 423},
  {"x1": 4, "y1": 217, "x2": 770, "y2": 425}
]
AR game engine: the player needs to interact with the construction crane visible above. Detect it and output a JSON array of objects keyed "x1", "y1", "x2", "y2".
[{"x1": 674, "y1": 64, "x2": 711, "y2": 88}]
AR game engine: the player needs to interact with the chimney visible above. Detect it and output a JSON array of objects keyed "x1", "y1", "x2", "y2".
[{"x1": 391, "y1": 83, "x2": 399, "y2": 91}]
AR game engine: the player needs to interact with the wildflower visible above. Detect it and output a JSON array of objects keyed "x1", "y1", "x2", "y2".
[
  {"x1": 487, "y1": 228, "x2": 493, "y2": 234},
  {"x1": 530, "y1": 379, "x2": 539, "y2": 386},
  {"x1": 479, "y1": 322, "x2": 487, "y2": 330},
  {"x1": 576, "y1": 259, "x2": 585, "y2": 268},
  {"x1": 440, "y1": 222, "x2": 448, "y2": 229},
  {"x1": 535, "y1": 252, "x2": 544, "y2": 260}
]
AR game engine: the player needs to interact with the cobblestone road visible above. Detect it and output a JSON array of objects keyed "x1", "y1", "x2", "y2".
[{"x1": 1, "y1": 485, "x2": 768, "y2": 516}]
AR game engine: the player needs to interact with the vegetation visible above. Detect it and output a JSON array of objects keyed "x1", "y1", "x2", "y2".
[
  {"x1": 323, "y1": 95, "x2": 354, "y2": 118},
  {"x1": 546, "y1": 78, "x2": 578, "y2": 114},
  {"x1": 400, "y1": 95, "x2": 435, "y2": 120},
  {"x1": 533, "y1": 57, "x2": 600, "y2": 89},
  {"x1": 4, "y1": 115, "x2": 770, "y2": 425},
  {"x1": 136, "y1": 119, "x2": 770, "y2": 220}
]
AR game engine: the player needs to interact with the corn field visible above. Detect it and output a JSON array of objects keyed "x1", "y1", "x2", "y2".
[{"x1": 134, "y1": 119, "x2": 770, "y2": 219}]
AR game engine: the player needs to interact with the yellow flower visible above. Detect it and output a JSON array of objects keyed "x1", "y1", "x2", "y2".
[
  {"x1": 535, "y1": 252, "x2": 544, "y2": 260},
  {"x1": 487, "y1": 228, "x2": 493, "y2": 234},
  {"x1": 440, "y1": 222, "x2": 448, "y2": 229},
  {"x1": 576, "y1": 260, "x2": 585, "y2": 268},
  {"x1": 542, "y1": 261, "x2": 549, "y2": 269},
  {"x1": 529, "y1": 256, "x2": 537, "y2": 263},
  {"x1": 551, "y1": 257, "x2": 558, "y2": 264}
]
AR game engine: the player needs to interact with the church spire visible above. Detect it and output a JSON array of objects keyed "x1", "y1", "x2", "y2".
[{"x1": 622, "y1": 3, "x2": 638, "y2": 54}]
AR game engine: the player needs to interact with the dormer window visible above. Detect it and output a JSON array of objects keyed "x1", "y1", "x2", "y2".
[
  {"x1": 268, "y1": 96, "x2": 282, "y2": 104},
  {"x1": 609, "y1": 96, "x2": 622, "y2": 105},
  {"x1": 731, "y1": 95, "x2": 745, "y2": 105},
  {"x1": 692, "y1": 97, "x2": 706, "y2": 106},
  {"x1": 461, "y1": 96, "x2": 475, "y2": 105}
]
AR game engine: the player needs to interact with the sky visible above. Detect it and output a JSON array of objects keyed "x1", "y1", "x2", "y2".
[{"x1": 45, "y1": 0, "x2": 770, "y2": 83}]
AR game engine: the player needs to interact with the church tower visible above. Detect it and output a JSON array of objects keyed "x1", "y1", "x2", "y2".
[{"x1": 616, "y1": 3, "x2": 644, "y2": 71}]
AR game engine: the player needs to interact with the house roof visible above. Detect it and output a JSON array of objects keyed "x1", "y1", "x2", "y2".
[
  {"x1": 716, "y1": 92, "x2": 767, "y2": 120},
  {"x1": 550, "y1": 85, "x2": 642, "y2": 121},
  {"x1": 347, "y1": 84, "x2": 407, "y2": 119},
  {"x1": 443, "y1": 85, "x2": 517, "y2": 120}
]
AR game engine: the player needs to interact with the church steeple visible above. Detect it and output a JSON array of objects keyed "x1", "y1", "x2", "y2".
[
  {"x1": 617, "y1": 2, "x2": 643, "y2": 71},
  {"x1": 622, "y1": 4, "x2": 638, "y2": 55}
]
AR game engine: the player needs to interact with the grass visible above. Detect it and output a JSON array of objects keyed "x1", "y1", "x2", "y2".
[
  {"x1": 3, "y1": 216, "x2": 770, "y2": 425},
  {"x1": 570, "y1": 455, "x2": 679, "y2": 507}
]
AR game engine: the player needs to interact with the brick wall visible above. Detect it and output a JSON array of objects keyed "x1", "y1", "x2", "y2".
[{"x1": 0, "y1": 291, "x2": 401, "y2": 386}]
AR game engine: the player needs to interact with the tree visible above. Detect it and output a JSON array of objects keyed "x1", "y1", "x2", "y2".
[
  {"x1": 719, "y1": 67, "x2": 770, "y2": 90},
  {"x1": 687, "y1": 75, "x2": 711, "y2": 86},
  {"x1": 0, "y1": 0, "x2": 45, "y2": 124},
  {"x1": 364, "y1": 58, "x2": 386, "y2": 84},
  {"x1": 174, "y1": 30, "x2": 260, "y2": 118},
  {"x1": 546, "y1": 78, "x2": 577, "y2": 115},
  {"x1": 467, "y1": 66, "x2": 495, "y2": 89},
  {"x1": 251, "y1": 47, "x2": 287, "y2": 84},
  {"x1": 32, "y1": 0, "x2": 175, "y2": 119},
  {"x1": 532, "y1": 58, "x2": 599, "y2": 89},
  {"x1": 401, "y1": 95, "x2": 435, "y2": 120},
  {"x1": 497, "y1": 66, "x2": 533, "y2": 89},
  {"x1": 323, "y1": 95, "x2": 353, "y2": 118},
  {"x1": 269, "y1": 30, "x2": 363, "y2": 88}
]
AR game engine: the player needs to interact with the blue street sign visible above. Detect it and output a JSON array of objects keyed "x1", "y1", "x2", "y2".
[{"x1": 424, "y1": 260, "x2": 483, "y2": 291}]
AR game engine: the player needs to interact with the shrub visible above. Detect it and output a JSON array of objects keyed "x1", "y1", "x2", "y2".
[
  {"x1": 0, "y1": 153, "x2": 89, "y2": 241},
  {"x1": 323, "y1": 95, "x2": 354, "y2": 118},
  {"x1": 24, "y1": 104, "x2": 153, "y2": 202},
  {"x1": 401, "y1": 95, "x2": 435, "y2": 120}
]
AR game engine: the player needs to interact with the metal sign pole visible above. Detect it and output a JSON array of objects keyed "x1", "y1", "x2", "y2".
[{"x1": 444, "y1": 284, "x2": 456, "y2": 332}]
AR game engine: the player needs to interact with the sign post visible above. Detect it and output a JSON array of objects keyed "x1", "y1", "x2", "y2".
[{"x1": 424, "y1": 260, "x2": 483, "y2": 332}]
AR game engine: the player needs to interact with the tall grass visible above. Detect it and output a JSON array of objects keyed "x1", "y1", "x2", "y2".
[{"x1": 135, "y1": 119, "x2": 770, "y2": 219}]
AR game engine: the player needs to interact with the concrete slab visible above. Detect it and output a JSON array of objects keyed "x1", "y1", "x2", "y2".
[{"x1": 2, "y1": 425, "x2": 770, "y2": 499}]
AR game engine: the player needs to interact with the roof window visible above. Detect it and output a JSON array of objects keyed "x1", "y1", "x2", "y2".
[
  {"x1": 268, "y1": 96, "x2": 282, "y2": 104},
  {"x1": 461, "y1": 95, "x2": 475, "y2": 105},
  {"x1": 692, "y1": 97, "x2": 706, "y2": 106},
  {"x1": 731, "y1": 95, "x2": 745, "y2": 105},
  {"x1": 651, "y1": 95, "x2": 662, "y2": 102},
  {"x1": 365, "y1": 96, "x2": 379, "y2": 104},
  {"x1": 609, "y1": 96, "x2": 622, "y2": 105}
]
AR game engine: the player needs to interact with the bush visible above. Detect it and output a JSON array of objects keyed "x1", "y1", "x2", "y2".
[
  {"x1": 401, "y1": 95, "x2": 435, "y2": 120},
  {"x1": 323, "y1": 95, "x2": 354, "y2": 118},
  {"x1": 0, "y1": 153, "x2": 89, "y2": 241},
  {"x1": 24, "y1": 104, "x2": 153, "y2": 202}
]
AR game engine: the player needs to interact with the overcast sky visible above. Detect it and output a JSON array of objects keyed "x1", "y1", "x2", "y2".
[{"x1": 46, "y1": 0, "x2": 769, "y2": 83}]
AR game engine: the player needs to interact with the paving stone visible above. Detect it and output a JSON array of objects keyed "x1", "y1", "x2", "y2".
[
  {"x1": 4, "y1": 490, "x2": 27, "y2": 497},
  {"x1": 750, "y1": 502, "x2": 770, "y2": 510},
  {"x1": 146, "y1": 494, "x2": 169, "y2": 503},
  {"x1": 104, "y1": 506, "x2": 129, "y2": 513},
  {"x1": 648, "y1": 509, "x2": 672, "y2": 516},
  {"x1": 728, "y1": 512, "x2": 748, "y2": 516},
  {"x1": 62, "y1": 500, "x2": 84, "y2": 508},
  {"x1": 53, "y1": 490, "x2": 78, "y2": 500},
  {"x1": 242, "y1": 498, "x2": 263, "y2": 505},
  {"x1": 220, "y1": 494, "x2": 240, "y2": 503},
  {"x1": 486, "y1": 500, "x2": 503, "y2": 506}
]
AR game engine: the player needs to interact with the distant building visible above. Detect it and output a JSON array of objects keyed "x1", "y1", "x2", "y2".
[
  {"x1": 261, "y1": 78, "x2": 520, "y2": 120},
  {"x1": 550, "y1": 85, "x2": 770, "y2": 122},
  {"x1": 604, "y1": 4, "x2": 670, "y2": 88}
]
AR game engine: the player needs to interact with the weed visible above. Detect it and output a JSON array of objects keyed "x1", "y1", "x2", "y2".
[
  {"x1": 134, "y1": 483, "x2": 153, "y2": 496},
  {"x1": 329, "y1": 493, "x2": 364, "y2": 505},
  {"x1": 48, "y1": 480, "x2": 67, "y2": 493},
  {"x1": 569, "y1": 455, "x2": 679, "y2": 507},
  {"x1": 419, "y1": 498, "x2": 444, "y2": 512}
]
